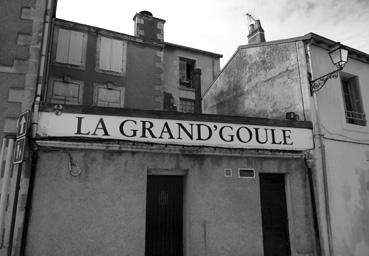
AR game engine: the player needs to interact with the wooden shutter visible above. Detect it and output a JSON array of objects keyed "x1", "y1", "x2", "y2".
[
  {"x1": 179, "y1": 59, "x2": 187, "y2": 81},
  {"x1": 56, "y1": 29, "x2": 70, "y2": 63},
  {"x1": 110, "y1": 38, "x2": 123, "y2": 73},
  {"x1": 68, "y1": 30, "x2": 84, "y2": 65},
  {"x1": 99, "y1": 36, "x2": 111, "y2": 70}
]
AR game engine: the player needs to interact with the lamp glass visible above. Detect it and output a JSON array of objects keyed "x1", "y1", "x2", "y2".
[{"x1": 329, "y1": 46, "x2": 348, "y2": 69}]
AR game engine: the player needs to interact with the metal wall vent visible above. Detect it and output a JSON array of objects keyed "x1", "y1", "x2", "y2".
[
  {"x1": 224, "y1": 169, "x2": 232, "y2": 177},
  {"x1": 238, "y1": 168, "x2": 255, "y2": 178}
]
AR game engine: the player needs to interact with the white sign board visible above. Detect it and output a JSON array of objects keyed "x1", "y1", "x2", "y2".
[
  {"x1": 37, "y1": 112, "x2": 314, "y2": 151},
  {"x1": 17, "y1": 110, "x2": 30, "y2": 137}
]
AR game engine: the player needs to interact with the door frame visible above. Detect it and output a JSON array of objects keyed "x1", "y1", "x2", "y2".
[{"x1": 146, "y1": 168, "x2": 188, "y2": 256}]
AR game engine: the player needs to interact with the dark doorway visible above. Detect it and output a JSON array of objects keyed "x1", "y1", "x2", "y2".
[
  {"x1": 259, "y1": 174, "x2": 291, "y2": 256},
  {"x1": 145, "y1": 175, "x2": 183, "y2": 256}
]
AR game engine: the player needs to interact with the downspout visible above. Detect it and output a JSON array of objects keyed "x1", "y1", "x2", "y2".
[
  {"x1": 304, "y1": 155, "x2": 322, "y2": 256},
  {"x1": 306, "y1": 42, "x2": 334, "y2": 256},
  {"x1": 0, "y1": 138, "x2": 15, "y2": 246},
  {"x1": 31, "y1": 0, "x2": 53, "y2": 138}
]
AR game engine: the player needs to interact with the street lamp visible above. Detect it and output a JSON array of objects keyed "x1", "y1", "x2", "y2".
[{"x1": 310, "y1": 44, "x2": 349, "y2": 94}]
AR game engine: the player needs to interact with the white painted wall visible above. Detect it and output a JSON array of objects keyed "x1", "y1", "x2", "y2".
[{"x1": 310, "y1": 45, "x2": 369, "y2": 256}]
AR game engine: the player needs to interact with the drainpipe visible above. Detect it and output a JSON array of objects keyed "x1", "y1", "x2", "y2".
[
  {"x1": 31, "y1": 0, "x2": 53, "y2": 138},
  {"x1": 193, "y1": 68, "x2": 202, "y2": 114},
  {"x1": 0, "y1": 138, "x2": 15, "y2": 244},
  {"x1": 304, "y1": 155, "x2": 322, "y2": 256},
  {"x1": 306, "y1": 42, "x2": 334, "y2": 256}
]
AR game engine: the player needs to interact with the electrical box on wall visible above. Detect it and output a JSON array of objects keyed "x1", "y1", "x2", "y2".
[
  {"x1": 238, "y1": 168, "x2": 255, "y2": 178},
  {"x1": 224, "y1": 169, "x2": 232, "y2": 177}
]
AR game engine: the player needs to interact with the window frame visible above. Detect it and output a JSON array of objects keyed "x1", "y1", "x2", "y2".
[
  {"x1": 93, "y1": 82, "x2": 125, "y2": 108},
  {"x1": 179, "y1": 57, "x2": 196, "y2": 89},
  {"x1": 47, "y1": 77, "x2": 84, "y2": 105},
  {"x1": 340, "y1": 73, "x2": 366, "y2": 126},
  {"x1": 179, "y1": 98, "x2": 195, "y2": 113}
]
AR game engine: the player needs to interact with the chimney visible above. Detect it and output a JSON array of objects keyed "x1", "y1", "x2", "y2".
[
  {"x1": 247, "y1": 20, "x2": 265, "y2": 44},
  {"x1": 133, "y1": 11, "x2": 165, "y2": 43}
]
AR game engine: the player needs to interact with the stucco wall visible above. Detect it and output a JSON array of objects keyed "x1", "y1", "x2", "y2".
[
  {"x1": 310, "y1": 45, "x2": 369, "y2": 140},
  {"x1": 26, "y1": 147, "x2": 315, "y2": 256},
  {"x1": 203, "y1": 41, "x2": 310, "y2": 120},
  {"x1": 324, "y1": 140, "x2": 369, "y2": 256},
  {"x1": 0, "y1": 0, "x2": 47, "y2": 139},
  {"x1": 310, "y1": 45, "x2": 369, "y2": 256}
]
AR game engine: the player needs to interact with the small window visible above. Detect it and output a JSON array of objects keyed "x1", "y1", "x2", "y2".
[
  {"x1": 97, "y1": 36, "x2": 127, "y2": 74},
  {"x1": 94, "y1": 83, "x2": 125, "y2": 108},
  {"x1": 341, "y1": 75, "x2": 366, "y2": 126},
  {"x1": 179, "y1": 58, "x2": 195, "y2": 88},
  {"x1": 179, "y1": 98, "x2": 195, "y2": 113},
  {"x1": 48, "y1": 78, "x2": 83, "y2": 105},
  {"x1": 56, "y1": 28, "x2": 87, "y2": 66},
  {"x1": 238, "y1": 168, "x2": 255, "y2": 178}
]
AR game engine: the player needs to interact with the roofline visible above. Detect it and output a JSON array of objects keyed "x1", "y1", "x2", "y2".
[
  {"x1": 203, "y1": 32, "x2": 369, "y2": 98},
  {"x1": 54, "y1": 18, "x2": 222, "y2": 58},
  {"x1": 164, "y1": 42, "x2": 222, "y2": 58},
  {"x1": 306, "y1": 33, "x2": 369, "y2": 64}
]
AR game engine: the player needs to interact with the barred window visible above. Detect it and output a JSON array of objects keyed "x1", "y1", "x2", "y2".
[{"x1": 341, "y1": 75, "x2": 366, "y2": 126}]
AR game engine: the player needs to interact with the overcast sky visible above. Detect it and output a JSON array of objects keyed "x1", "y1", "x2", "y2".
[{"x1": 57, "y1": 0, "x2": 369, "y2": 67}]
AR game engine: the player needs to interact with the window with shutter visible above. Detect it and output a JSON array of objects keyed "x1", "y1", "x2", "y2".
[
  {"x1": 48, "y1": 79, "x2": 83, "y2": 105},
  {"x1": 98, "y1": 36, "x2": 127, "y2": 75},
  {"x1": 94, "y1": 83, "x2": 125, "y2": 108},
  {"x1": 179, "y1": 58, "x2": 195, "y2": 88},
  {"x1": 55, "y1": 28, "x2": 86, "y2": 66}
]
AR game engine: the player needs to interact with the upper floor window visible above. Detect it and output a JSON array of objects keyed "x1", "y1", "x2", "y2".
[
  {"x1": 56, "y1": 28, "x2": 87, "y2": 66},
  {"x1": 47, "y1": 77, "x2": 83, "y2": 105},
  {"x1": 97, "y1": 36, "x2": 127, "y2": 74},
  {"x1": 179, "y1": 58, "x2": 195, "y2": 88},
  {"x1": 93, "y1": 83, "x2": 125, "y2": 108},
  {"x1": 341, "y1": 74, "x2": 366, "y2": 126},
  {"x1": 179, "y1": 98, "x2": 195, "y2": 113}
]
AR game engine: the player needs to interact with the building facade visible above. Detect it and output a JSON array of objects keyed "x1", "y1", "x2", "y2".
[
  {"x1": 20, "y1": 9, "x2": 317, "y2": 256},
  {"x1": 0, "y1": 0, "x2": 55, "y2": 255},
  {"x1": 203, "y1": 22, "x2": 369, "y2": 256}
]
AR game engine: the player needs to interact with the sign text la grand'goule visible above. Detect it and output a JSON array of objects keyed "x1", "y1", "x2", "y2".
[{"x1": 37, "y1": 112, "x2": 314, "y2": 151}]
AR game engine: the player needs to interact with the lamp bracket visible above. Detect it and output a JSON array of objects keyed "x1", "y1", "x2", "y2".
[{"x1": 310, "y1": 68, "x2": 342, "y2": 95}]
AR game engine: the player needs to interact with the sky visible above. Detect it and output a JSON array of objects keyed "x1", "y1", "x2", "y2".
[{"x1": 56, "y1": 0, "x2": 369, "y2": 67}]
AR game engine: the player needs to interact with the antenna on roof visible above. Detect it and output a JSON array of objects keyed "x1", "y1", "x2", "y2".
[{"x1": 245, "y1": 12, "x2": 258, "y2": 33}]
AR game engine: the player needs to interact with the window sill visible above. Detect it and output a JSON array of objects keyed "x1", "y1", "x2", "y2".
[
  {"x1": 342, "y1": 121, "x2": 369, "y2": 134},
  {"x1": 178, "y1": 86, "x2": 195, "y2": 92}
]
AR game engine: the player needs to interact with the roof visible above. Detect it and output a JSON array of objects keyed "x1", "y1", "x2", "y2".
[
  {"x1": 202, "y1": 32, "x2": 369, "y2": 97},
  {"x1": 237, "y1": 32, "x2": 369, "y2": 64},
  {"x1": 54, "y1": 18, "x2": 222, "y2": 58}
]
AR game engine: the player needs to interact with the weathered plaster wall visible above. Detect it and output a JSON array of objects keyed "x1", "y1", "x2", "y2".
[
  {"x1": 310, "y1": 45, "x2": 369, "y2": 140},
  {"x1": 203, "y1": 41, "x2": 309, "y2": 120},
  {"x1": 0, "y1": 0, "x2": 50, "y2": 255},
  {"x1": 324, "y1": 140, "x2": 369, "y2": 256},
  {"x1": 0, "y1": 0, "x2": 47, "y2": 139},
  {"x1": 26, "y1": 147, "x2": 315, "y2": 256},
  {"x1": 310, "y1": 45, "x2": 369, "y2": 256},
  {"x1": 163, "y1": 46, "x2": 220, "y2": 108}
]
